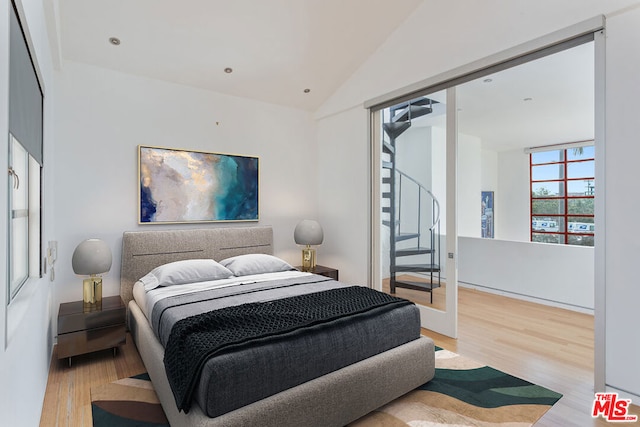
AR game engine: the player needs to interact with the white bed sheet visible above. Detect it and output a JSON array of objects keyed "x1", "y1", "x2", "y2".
[{"x1": 132, "y1": 270, "x2": 313, "y2": 321}]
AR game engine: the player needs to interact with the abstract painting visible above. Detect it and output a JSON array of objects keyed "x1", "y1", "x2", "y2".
[{"x1": 139, "y1": 145, "x2": 259, "y2": 223}]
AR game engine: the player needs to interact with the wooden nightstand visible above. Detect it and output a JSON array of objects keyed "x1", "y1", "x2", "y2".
[
  {"x1": 297, "y1": 265, "x2": 339, "y2": 281},
  {"x1": 57, "y1": 295, "x2": 126, "y2": 367}
]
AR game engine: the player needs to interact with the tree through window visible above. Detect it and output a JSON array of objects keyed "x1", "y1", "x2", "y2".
[{"x1": 530, "y1": 144, "x2": 594, "y2": 246}]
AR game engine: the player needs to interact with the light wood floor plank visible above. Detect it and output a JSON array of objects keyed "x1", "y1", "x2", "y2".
[
  {"x1": 39, "y1": 334, "x2": 145, "y2": 427},
  {"x1": 398, "y1": 285, "x2": 638, "y2": 427}
]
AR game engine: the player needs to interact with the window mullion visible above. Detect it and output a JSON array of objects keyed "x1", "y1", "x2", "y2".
[{"x1": 563, "y1": 150, "x2": 569, "y2": 244}]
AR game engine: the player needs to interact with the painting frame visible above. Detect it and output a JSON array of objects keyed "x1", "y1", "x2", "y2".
[
  {"x1": 138, "y1": 145, "x2": 259, "y2": 224},
  {"x1": 481, "y1": 191, "x2": 494, "y2": 238}
]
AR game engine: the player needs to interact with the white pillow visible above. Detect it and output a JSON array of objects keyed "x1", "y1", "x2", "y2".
[
  {"x1": 139, "y1": 259, "x2": 233, "y2": 291},
  {"x1": 219, "y1": 254, "x2": 294, "y2": 277}
]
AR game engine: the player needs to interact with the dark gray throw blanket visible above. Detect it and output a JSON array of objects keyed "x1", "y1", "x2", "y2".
[{"x1": 163, "y1": 285, "x2": 413, "y2": 413}]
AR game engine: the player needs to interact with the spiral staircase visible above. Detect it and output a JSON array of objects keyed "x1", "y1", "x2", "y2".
[{"x1": 382, "y1": 97, "x2": 442, "y2": 303}]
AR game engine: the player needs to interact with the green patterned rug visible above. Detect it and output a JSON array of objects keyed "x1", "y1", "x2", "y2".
[
  {"x1": 350, "y1": 347, "x2": 563, "y2": 425},
  {"x1": 91, "y1": 348, "x2": 562, "y2": 427}
]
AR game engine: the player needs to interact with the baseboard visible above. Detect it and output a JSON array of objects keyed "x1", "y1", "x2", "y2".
[
  {"x1": 458, "y1": 281, "x2": 595, "y2": 315},
  {"x1": 604, "y1": 385, "x2": 640, "y2": 407}
]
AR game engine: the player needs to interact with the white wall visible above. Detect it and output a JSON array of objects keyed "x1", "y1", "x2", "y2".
[
  {"x1": 315, "y1": 0, "x2": 640, "y2": 402},
  {"x1": 458, "y1": 133, "x2": 482, "y2": 237},
  {"x1": 431, "y1": 127, "x2": 447, "y2": 233},
  {"x1": 496, "y1": 148, "x2": 530, "y2": 241},
  {"x1": 459, "y1": 237, "x2": 594, "y2": 309},
  {"x1": 51, "y1": 61, "x2": 318, "y2": 335},
  {"x1": 0, "y1": 1, "x2": 56, "y2": 426},
  {"x1": 603, "y1": 5, "x2": 640, "y2": 400},
  {"x1": 396, "y1": 126, "x2": 431, "y2": 238},
  {"x1": 481, "y1": 149, "x2": 498, "y2": 194},
  {"x1": 315, "y1": 106, "x2": 370, "y2": 285}
]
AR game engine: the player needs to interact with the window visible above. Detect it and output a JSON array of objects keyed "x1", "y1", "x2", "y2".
[
  {"x1": 8, "y1": 1, "x2": 44, "y2": 303},
  {"x1": 9, "y1": 137, "x2": 29, "y2": 295},
  {"x1": 530, "y1": 144, "x2": 594, "y2": 246},
  {"x1": 8, "y1": 135, "x2": 41, "y2": 298}
]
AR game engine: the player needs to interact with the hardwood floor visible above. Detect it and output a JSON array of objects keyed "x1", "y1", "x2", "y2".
[
  {"x1": 390, "y1": 285, "x2": 639, "y2": 427},
  {"x1": 39, "y1": 287, "x2": 638, "y2": 426},
  {"x1": 39, "y1": 334, "x2": 145, "y2": 427}
]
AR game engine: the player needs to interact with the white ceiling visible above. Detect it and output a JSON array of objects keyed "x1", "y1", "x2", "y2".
[
  {"x1": 458, "y1": 41, "x2": 595, "y2": 151},
  {"x1": 411, "y1": 41, "x2": 595, "y2": 151},
  {"x1": 55, "y1": 0, "x2": 423, "y2": 111},
  {"x1": 53, "y1": 1, "x2": 594, "y2": 149}
]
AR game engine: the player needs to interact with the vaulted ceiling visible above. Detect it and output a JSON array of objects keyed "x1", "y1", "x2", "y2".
[
  {"x1": 50, "y1": 1, "x2": 594, "y2": 150},
  {"x1": 53, "y1": 0, "x2": 423, "y2": 111}
]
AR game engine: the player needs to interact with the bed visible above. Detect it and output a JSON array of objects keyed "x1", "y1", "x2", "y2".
[{"x1": 122, "y1": 226, "x2": 435, "y2": 427}]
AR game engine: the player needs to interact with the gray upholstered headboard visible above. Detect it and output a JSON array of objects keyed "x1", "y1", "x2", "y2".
[{"x1": 120, "y1": 226, "x2": 273, "y2": 307}]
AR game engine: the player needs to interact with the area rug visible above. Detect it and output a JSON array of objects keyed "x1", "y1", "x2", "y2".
[
  {"x1": 91, "y1": 372, "x2": 169, "y2": 427},
  {"x1": 350, "y1": 347, "x2": 563, "y2": 426},
  {"x1": 91, "y1": 348, "x2": 562, "y2": 427}
]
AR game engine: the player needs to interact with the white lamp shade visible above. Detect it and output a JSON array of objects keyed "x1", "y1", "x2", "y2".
[
  {"x1": 72, "y1": 239, "x2": 113, "y2": 275},
  {"x1": 294, "y1": 220, "x2": 324, "y2": 246}
]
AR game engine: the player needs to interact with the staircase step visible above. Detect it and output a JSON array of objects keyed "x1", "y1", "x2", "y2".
[
  {"x1": 382, "y1": 177, "x2": 392, "y2": 184},
  {"x1": 382, "y1": 161, "x2": 393, "y2": 169},
  {"x1": 396, "y1": 247, "x2": 434, "y2": 256},
  {"x1": 392, "y1": 263, "x2": 441, "y2": 273},
  {"x1": 382, "y1": 141, "x2": 395, "y2": 154},
  {"x1": 393, "y1": 280, "x2": 441, "y2": 293},
  {"x1": 395, "y1": 232, "x2": 419, "y2": 242},
  {"x1": 382, "y1": 220, "x2": 391, "y2": 227},
  {"x1": 392, "y1": 104, "x2": 433, "y2": 123},
  {"x1": 384, "y1": 97, "x2": 439, "y2": 139},
  {"x1": 382, "y1": 206, "x2": 391, "y2": 214},
  {"x1": 383, "y1": 121, "x2": 411, "y2": 139},
  {"x1": 382, "y1": 192, "x2": 392, "y2": 199},
  {"x1": 391, "y1": 97, "x2": 436, "y2": 112}
]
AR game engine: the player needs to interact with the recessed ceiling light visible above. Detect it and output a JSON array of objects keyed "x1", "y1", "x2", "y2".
[
  {"x1": 224, "y1": 67, "x2": 233, "y2": 73},
  {"x1": 303, "y1": 88, "x2": 311, "y2": 93},
  {"x1": 523, "y1": 97, "x2": 533, "y2": 101},
  {"x1": 108, "y1": 37, "x2": 121, "y2": 46},
  {"x1": 483, "y1": 78, "x2": 493, "y2": 83}
]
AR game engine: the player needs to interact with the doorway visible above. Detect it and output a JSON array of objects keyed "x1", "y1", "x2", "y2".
[
  {"x1": 455, "y1": 40, "x2": 595, "y2": 310},
  {"x1": 369, "y1": 31, "x2": 599, "y2": 341}
]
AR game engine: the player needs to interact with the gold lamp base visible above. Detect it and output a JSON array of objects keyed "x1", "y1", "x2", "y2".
[
  {"x1": 83, "y1": 276, "x2": 103, "y2": 309},
  {"x1": 301, "y1": 246, "x2": 317, "y2": 272}
]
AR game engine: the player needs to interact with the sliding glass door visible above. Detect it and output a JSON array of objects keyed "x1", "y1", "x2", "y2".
[
  {"x1": 369, "y1": 19, "x2": 603, "y2": 342},
  {"x1": 371, "y1": 88, "x2": 458, "y2": 338}
]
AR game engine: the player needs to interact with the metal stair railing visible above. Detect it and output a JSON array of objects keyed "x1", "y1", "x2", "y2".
[
  {"x1": 396, "y1": 168, "x2": 440, "y2": 236},
  {"x1": 390, "y1": 167, "x2": 442, "y2": 302}
]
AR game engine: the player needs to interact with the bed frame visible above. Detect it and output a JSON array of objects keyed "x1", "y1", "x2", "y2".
[{"x1": 121, "y1": 226, "x2": 435, "y2": 427}]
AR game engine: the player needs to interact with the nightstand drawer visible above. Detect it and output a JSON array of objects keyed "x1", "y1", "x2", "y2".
[
  {"x1": 57, "y1": 324, "x2": 126, "y2": 359},
  {"x1": 58, "y1": 305, "x2": 125, "y2": 335}
]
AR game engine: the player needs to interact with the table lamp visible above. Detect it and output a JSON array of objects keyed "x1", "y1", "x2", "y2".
[
  {"x1": 72, "y1": 239, "x2": 112, "y2": 307},
  {"x1": 294, "y1": 220, "x2": 323, "y2": 271}
]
